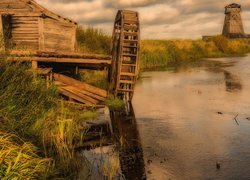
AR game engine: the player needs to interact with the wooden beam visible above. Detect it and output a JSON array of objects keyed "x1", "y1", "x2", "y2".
[
  {"x1": 10, "y1": 50, "x2": 111, "y2": 60},
  {"x1": 7, "y1": 56, "x2": 111, "y2": 65}
]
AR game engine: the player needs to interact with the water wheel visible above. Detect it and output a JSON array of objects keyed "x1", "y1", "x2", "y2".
[{"x1": 109, "y1": 10, "x2": 140, "y2": 101}]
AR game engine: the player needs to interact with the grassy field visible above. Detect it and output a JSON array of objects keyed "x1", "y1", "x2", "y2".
[
  {"x1": 76, "y1": 27, "x2": 250, "y2": 71},
  {"x1": 140, "y1": 36, "x2": 250, "y2": 70}
]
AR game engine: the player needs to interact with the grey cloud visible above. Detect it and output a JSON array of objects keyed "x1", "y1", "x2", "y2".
[{"x1": 36, "y1": 0, "x2": 250, "y2": 38}]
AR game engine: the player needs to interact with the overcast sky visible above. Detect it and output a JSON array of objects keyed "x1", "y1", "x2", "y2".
[{"x1": 36, "y1": 0, "x2": 250, "y2": 39}]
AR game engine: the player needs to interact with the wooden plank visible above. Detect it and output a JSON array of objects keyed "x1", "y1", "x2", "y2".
[
  {"x1": 54, "y1": 81, "x2": 106, "y2": 101},
  {"x1": 12, "y1": 27, "x2": 38, "y2": 31},
  {"x1": 71, "y1": 26, "x2": 76, "y2": 51},
  {"x1": 65, "y1": 84, "x2": 106, "y2": 101},
  {"x1": 54, "y1": 73, "x2": 108, "y2": 98},
  {"x1": 12, "y1": 31, "x2": 38, "y2": 34},
  {"x1": 9, "y1": 50, "x2": 111, "y2": 60},
  {"x1": 60, "y1": 86, "x2": 99, "y2": 105},
  {"x1": 38, "y1": 17, "x2": 44, "y2": 50},
  {"x1": 58, "y1": 87, "x2": 96, "y2": 105},
  {"x1": 13, "y1": 39, "x2": 38, "y2": 42},
  {"x1": 8, "y1": 56, "x2": 111, "y2": 64},
  {"x1": 12, "y1": 23, "x2": 38, "y2": 28},
  {"x1": 12, "y1": 16, "x2": 38, "y2": 21},
  {"x1": 12, "y1": 33, "x2": 38, "y2": 38},
  {"x1": 0, "y1": 16, "x2": 3, "y2": 37}
]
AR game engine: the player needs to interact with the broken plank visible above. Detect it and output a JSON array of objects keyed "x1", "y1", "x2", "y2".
[
  {"x1": 54, "y1": 73, "x2": 108, "y2": 98},
  {"x1": 58, "y1": 87, "x2": 96, "y2": 105},
  {"x1": 60, "y1": 86, "x2": 99, "y2": 105}
]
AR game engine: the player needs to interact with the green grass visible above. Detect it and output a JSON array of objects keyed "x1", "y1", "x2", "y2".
[
  {"x1": 76, "y1": 26, "x2": 111, "y2": 55},
  {"x1": 79, "y1": 69, "x2": 108, "y2": 89},
  {"x1": 0, "y1": 132, "x2": 52, "y2": 179},
  {"x1": 140, "y1": 36, "x2": 250, "y2": 70},
  {"x1": 105, "y1": 96, "x2": 125, "y2": 110},
  {"x1": 0, "y1": 57, "x2": 97, "y2": 178}
]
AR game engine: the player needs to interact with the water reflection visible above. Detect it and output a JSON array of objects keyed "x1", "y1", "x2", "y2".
[
  {"x1": 223, "y1": 70, "x2": 242, "y2": 92},
  {"x1": 133, "y1": 56, "x2": 250, "y2": 179},
  {"x1": 110, "y1": 102, "x2": 146, "y2": 180},
  {"x1": 81, "y1": 103, "x2": 146, "y2": 179}
]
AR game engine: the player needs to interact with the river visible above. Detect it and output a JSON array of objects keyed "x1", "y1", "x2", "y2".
[
  {"x1": 133, "y1": 55, "x2": 250, "y2": 180},
  {"x1": 83, "y1": 55, "x2": 250, "y2": 180}
]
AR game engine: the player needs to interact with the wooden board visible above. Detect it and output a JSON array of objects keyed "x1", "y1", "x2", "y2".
[
  {"x1": 54, "y1": 73, "x2": 108, "y2": 98},
  {"x1": 7, "y1": 56, "x2": 111, "y2": 65}
]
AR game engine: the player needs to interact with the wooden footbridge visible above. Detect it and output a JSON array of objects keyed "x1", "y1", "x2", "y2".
[{"x1": 0, "y1": 0, "x2": 140, "y2": 105}]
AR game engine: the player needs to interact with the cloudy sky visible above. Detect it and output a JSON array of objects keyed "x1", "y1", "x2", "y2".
[{"x1": 37, "y1": 0, "x2": 250, "y2": 39}]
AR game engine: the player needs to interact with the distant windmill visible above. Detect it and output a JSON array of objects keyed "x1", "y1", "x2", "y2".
[{"x1": 222, "y1": 3, "x2": 246, "y2": 38}]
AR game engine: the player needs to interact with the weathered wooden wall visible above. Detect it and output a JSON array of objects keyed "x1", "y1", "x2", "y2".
[
  {"x1": 0, "y1": 0, "x2": 77, "y2": 52},
  {"x1": 41, "y1": 18, "x2": 76, "y2": 51},
  {"x1": 12, "y1": 16, "x2": 39, "y2": 50}
]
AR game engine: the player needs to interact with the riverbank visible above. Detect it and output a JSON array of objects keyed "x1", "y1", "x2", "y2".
[
  {"x1": 140, "y1": 36, "x2": 250, "y2": 70},
  {"x1": 0, "y1": 58, "x2": 102, "y2": 179}
]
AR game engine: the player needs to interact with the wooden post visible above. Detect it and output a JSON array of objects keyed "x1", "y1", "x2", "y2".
[
  {"x1": 75, "y1": 66, "x2": 79, "y2": 75},
  {"x1": 0, "y1": 16, "x2": 5, "y2": 53},
  {"x1": 32, "y1": 61, "x2": 38, "y2": 69}
]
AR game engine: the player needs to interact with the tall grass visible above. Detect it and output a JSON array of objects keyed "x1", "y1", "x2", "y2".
[
  {"x1": 0, "y1": 57, "x2": 97, "y2": 178},
  {"x1": 0, "y1": 132, "x2": 52, "y2": 179},
  {"x1": 140, "y1": 36, "x2": 250, "y2": 70},
  {"x1": 79, "y1": 69, "x2": 108, "y2": 89},
  {"x1": 0, "y1": 60, "x2": 57, "y2": 136},
  {"x1": 76, "y1": 26, "x2": 111, "y2": 54}
]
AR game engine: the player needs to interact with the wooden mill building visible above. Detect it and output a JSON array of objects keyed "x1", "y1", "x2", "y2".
[
  {"x1": 0, "y1": 0, "x2": 77, "y2": 52},
  {"x1": 0, "y1": 0, "x2": 141, "y2": 105}
]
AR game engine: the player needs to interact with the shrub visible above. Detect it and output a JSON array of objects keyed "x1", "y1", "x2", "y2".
[
  {"x1": 106, "y1": 96, "x2": 125, "y2": 110},
  {"x1": 211, "y1": 35, "x2": 230, "y2": 53}
]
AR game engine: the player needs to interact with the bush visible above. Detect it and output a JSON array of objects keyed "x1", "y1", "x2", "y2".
[
  {"x1": 211, "y1": 35, "x2": 230, "y2": 53},
  {"x1": 106, "y1": 96, "x2": 125, "y2": 110}
]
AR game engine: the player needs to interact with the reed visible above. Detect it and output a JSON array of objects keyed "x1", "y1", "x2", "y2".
[{"x1": 0, "y1": 131, "x2": 52, "y2": 179}]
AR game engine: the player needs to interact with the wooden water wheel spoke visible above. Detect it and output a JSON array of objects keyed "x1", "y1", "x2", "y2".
[{"x1": 109, "y1": 10, "x2": 140, "y2": 101}]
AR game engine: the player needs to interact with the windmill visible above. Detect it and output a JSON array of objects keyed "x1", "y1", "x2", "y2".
[{"x1": 222, "y1": 3, "x2": 246, "y2": 38}]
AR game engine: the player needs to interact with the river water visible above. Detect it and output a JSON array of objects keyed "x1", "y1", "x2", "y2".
[
  {"x1": 83, "y1": 55, "x2": 250, "y2": 180},
  {"x1": 133, "y1": 55, "x2": 250, "y2": 179}
]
